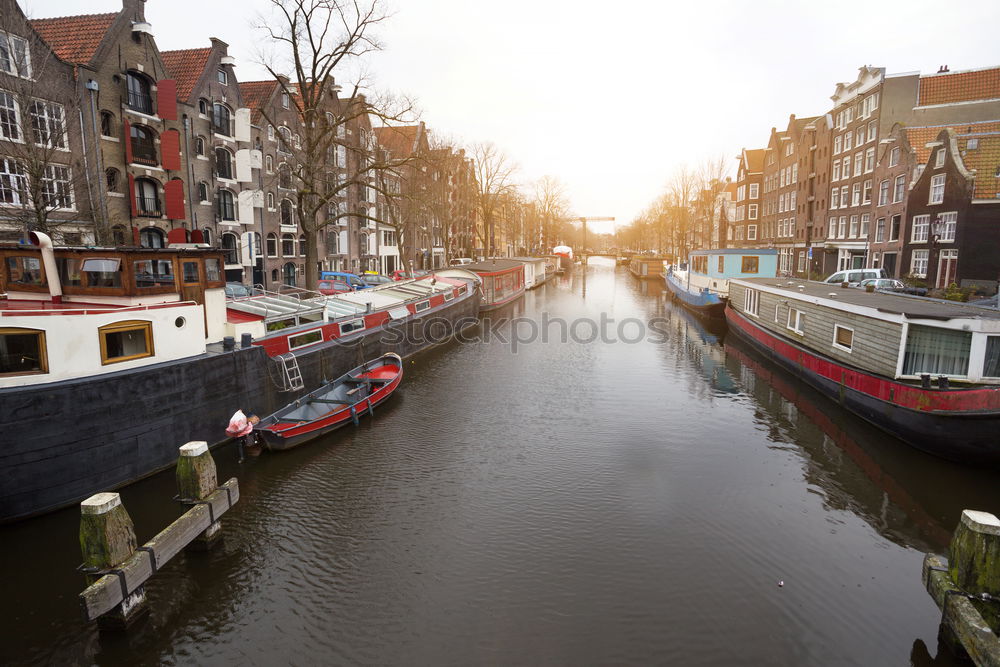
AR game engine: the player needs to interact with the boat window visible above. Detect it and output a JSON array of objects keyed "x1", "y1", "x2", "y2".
[
  {"x1": 266, "y1": 318, "x2": 296, "y2": 332},
  {"x1": 82, "y1": 258, "x2": 122, "y2": 288},
  {"x1": 204, "y1": 258, "x2": 221, "y2": 283},
  {"x1": 786, "y1": 308, "x2": 805, "y2": 335},
  {"x1": 288, "y1": 329, "x2": 323, "y2": 350},
  {"x1": 692, "y1": 256, "x2": 708, "y2": 273},
  {"x1": 0, "y1": 327, "x2": 47, "y2": 375},
  {"x1": 458, "y1": 285, "x2": 467, "y2": 295},
  {"x1": 902, "y1": 324, "x2": 971, "y2": 377},
  {"x1": 833, "y1": 325, "x2": 854, "y2": 352},
  {"x1": 339, "y1": 318, "x2": 365, "y2": 334},
  {"x1": 983, "y1": 336, "x2": 1000, "y2": 378},
  {"x1": 744, "y1": 288, "x2": 760, "y2": 316},
  {"x1": 415, "y1": 300, "x2": 430, "y2": 312},
  {"x1": 133, "y1": 259, "x2": 175, "y2": 289},
  {"x1": 99, "y1": 320, "x2": 154, "y2": 365},
  {"x1": 182, "y1": 260, "x2": 200, "y2": 284},
  {"x1": 741, "y1": 256, "x2": 759, "y2": 273},
  {"x1": 443, "y1": 290, "x2": 454, "y2": 301},
  {"x1": 5, "y1": 255, "x2": 45, "y2": 286}
]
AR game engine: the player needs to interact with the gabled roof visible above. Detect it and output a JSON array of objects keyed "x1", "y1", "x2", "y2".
[
  {"x1": 962, "y1": 133, "x2": 1000, "y2": 200},
  {"x1": 374, "y1": 125, "x2": 420, "y2": 158},
  {"x1": 902, "y1": 120, "x2": 1000, "y2": 164},
  {"x1": 742, "y1": 148, "x2": 766, "y2": 173},
  {"x1": 239, "y1": 80, "x2": 280, "y2": 121},
  {"x1": 30, "y1": 12, "x2": 117, "y2": 65},
  {"x1": 918, "y1": 67, "x2": 1000, "y2": 106},
  {"x1": 160, "y1": 48, "x2": 212, "y2": 102}
]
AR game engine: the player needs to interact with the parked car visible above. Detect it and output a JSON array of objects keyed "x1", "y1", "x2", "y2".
[
  {"x1": 449, "y1": 257, "x2": 473, "y2": 266},
  {"x1": 823, "y1": 268, "x2": 887, "y2": 286},
  {"x1": 391, "y1": 269, "x2": 430, "y2": 281},
  {"x1": 858, "y1": 278, "x2": 905, "y2": 290},
  {"x1": 360, "y1": 274, "x2": 394, "y2": 286},
  {"x1": 225, "y1": 282, "x2": 256, "y2": 298},
  {"x1": 317, "y1": 271, "x2": 369, "y2": 292}
]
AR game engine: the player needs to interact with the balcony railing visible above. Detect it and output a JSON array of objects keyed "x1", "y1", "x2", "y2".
[
  {"x1": 131, "y1": 139, "x2": 157, "y2": 166},
  {"x1": 128, "y1": 89, "x2": 154, "y2": 115},
  {"x1": 137, "y1": 196, "x2": 161, "y2": 217}
]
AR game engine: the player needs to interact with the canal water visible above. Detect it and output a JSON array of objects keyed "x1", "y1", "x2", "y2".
[{"x1": 3, "y1": 256, "x2": 998, "y2": 665}]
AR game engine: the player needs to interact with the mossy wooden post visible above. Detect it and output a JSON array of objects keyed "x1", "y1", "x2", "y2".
[
  {"x1": 176, "y1": 441, "x2": 222, "y2": 551},
  {"x1": 79, "y1": 492, "x2": 147, "y2": 629},
  {"x1": 949, "y1": 510, "x2": 1000, "y2": 633}
]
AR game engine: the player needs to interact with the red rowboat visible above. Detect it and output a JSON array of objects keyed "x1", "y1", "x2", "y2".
[{"x1": 254, "y1": 353, "x2": 403, "y2": 450}]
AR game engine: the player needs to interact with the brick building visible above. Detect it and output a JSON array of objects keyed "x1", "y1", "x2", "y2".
[{"x1": 727, "y1": 148, "x2": 764, "y2": 247}]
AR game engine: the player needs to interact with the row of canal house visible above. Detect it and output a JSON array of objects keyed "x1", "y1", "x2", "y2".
[
  {"x1": 724, "y1": 65, "x2": 1000, "y2": 292},
  {"x1": 0, "y1": 0, "x2": 479, "y2": 290}
]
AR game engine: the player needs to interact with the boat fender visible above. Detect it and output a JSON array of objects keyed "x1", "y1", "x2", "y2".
[{"x1": 349, "y1": 404, "x2": 359, "y2": 426}]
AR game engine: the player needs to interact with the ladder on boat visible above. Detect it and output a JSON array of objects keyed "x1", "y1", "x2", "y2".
[{"x1": 276, "y1": 353, "x2": 305, "y2": 392}]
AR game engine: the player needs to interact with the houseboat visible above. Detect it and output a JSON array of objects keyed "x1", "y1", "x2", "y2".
[
  {"x1": 665, "y1": 249, "x2": 778, "y2": 318},
  {"x1": 0, "y1": 234, "x2": 481, "y2": 522},
  {"x1": 509, "y1": 257, "x2": 550, "y2": 289},
  {"x1": 628, "y1": 256, "x2": 666, "y2": 280},
  {"x1": 438, "y1": 259, "x2": 526, "y2": 311},
  {"x1": 726, "y1": 277, "x2": 1000, "y2": 465},
  {"x1": 552, "y1": 246, "x2": 574, "y2": 273},
  {"x1": 543, "y1": 255, "x2": 564, "y2": 276}
]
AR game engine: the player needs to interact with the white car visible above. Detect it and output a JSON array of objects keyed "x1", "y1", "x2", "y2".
[
  {"x1": 823, "y1": 268, "x2": 887, "y2": 286},
  {"x1": 858, "y1": 278, "x2": 905, "y2": 291},
  {"x1": 449, "y1": 257, "x2": 473, "y2": 266}
]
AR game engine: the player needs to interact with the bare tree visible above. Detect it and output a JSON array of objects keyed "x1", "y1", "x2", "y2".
[
  {"x1": 532, "y1": 175, "x2": 569, "y2": 250},
  {"x1": 695, "y1": 154, "x2": 731, "y2": 249},
  {"x1": 256, "y1": 0, "x2": 417, "y2": 285},
  {"x1": 471, "y1": 141, "x2": 518, "y2": 257},
  {"x1": 0, "y1": 11, "x2": 100, "y2": 243}
]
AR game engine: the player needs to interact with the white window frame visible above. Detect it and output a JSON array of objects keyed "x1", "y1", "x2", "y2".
[
  {"x1": 934, "y1": 148, "x2": 945, "y2": 168},
  {"x1": 748, "y1": 183, "x2": 759, "y2": 199},
  {"x1": 929, "y1": 174, "x2": 945, "y2": 205},
  {"x1": 744, "y1": 288, "x2": 760, "y2": 317},
  {"x1": 0, "y1": 32, "x2": 31, "y2": 78},
  {"x1": 217, "y1": 69, "x2": 228, "y2": 86},
  {"x1": 832, "y1": 324, "x2": 854, "y2": 352},
  {"x1": 911, "y1": 214, "x2": 930, "y2": 242},
  {"x1": 910, "y1": 249, "x2": 929, "y2": 277},
  {"x1": 889, "y1": 146, "x2": 900, "y2": 167},
  {"x1": 939, "y1": 211, "x2": 957, "y2": 242},
  {"x1": 29, "y1": 100, "x2": 68, "y2": 150},
  {"x1": 41, "y1": 164, "x2": 74, "y2": 210},
  {"x1": 0, "y1": 89, "x2": 21, "y2": 142},
  {"x1": 747, "y1": 224, "x2": 757, "y2": 240},
  {"x1": 786, "y1": 307, "x2": 805, "y2": 335}
]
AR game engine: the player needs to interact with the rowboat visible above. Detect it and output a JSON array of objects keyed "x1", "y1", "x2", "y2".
[{"x1": 254, "y1": 353, "x2": 404, "y2": 450}]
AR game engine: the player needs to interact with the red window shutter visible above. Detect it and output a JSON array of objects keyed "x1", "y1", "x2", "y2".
[
  {"x1": 164, "y1": 178, "x2": 186, "y2": 220},
  {"x1": 167, "y1": 228, "x2": 188, "y2": 244},
  {"x1": 157, "y1": 79, "x2": 177, "y2": 120},
  {"x1": 161, "y1": 129, "x2": 181, "y2": 170},
  {"x1": 131, "y1": 226, "x2": 140, "y2": 245},
  {"x1": 128, "y1": 173, "x2": 138, "y2": 216},
  {"x1": 123, "y1": 118, "x2": 133, "y2": 164}
]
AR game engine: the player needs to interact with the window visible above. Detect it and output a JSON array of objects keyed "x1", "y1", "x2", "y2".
[
  {"x1": 126, "y1": 72, "x2": 153, "y2": 114},
  {"x1": 849, "y1": 215, "x2": 859, "y2": 238},
  {"x1": 217, "y1": 189, "x2": 235, "y2": 220},
  {"x1": 749, "y1": 183, "x2": 759, "y2": 199},
  {"x1": 181, "y1": 260, "x2": 200, "y2": 283},
  {"x1": 902, "y1": 324, "x2": 971, "y2": 377},
  {"x1": 0, "y1": 327, "x2": 47, "y2": 375},
  {"x1": 0, "y1": 157, "x2": 25, "y2": 206},
  {"x1": 852, "y1": 183, "x2": 861, "y2": 207},
  {"x1": 860, "y1": 214, "x2": 870, "y2": 238},
  {"x1": 339, "y1": 318, "x2": 365, "y2": 334},
  {"x1": 893, "y1": 174, "x2": 905, "y2": 203},
  {"x1": 875, "y1": 217, "x2": 885, "y2": 242},
  {"x1": 280, "y1": 199, "x2": 294, "y2": 227},
  {"x1": 198, "y1": 181, "x2": 209, "y2": 202},
  {"x1": 743, "y1": 288, "x2": 759, "y2": 316},
  {"x1": 878, "y1": 179, "x2": 889, "y2": 206},
  {"x1": 786, "y1": 307, "x2": 805, "y2": 335},
  {"x1": 864, "y1": 148, "x2": 875, "y2": 173},
  {"x1": 30, "y1": 101, "x2": 66, "y2": 149},
  {"x1": 833, "y1": 325, "x2": 854, "y2": 352},
  {"x1": 265, "y1": 154, "x2": 273, "y2": 173},
  {"x1": 889, "y1": 146, "x2": 900, "y2": 167},
  {"x1": 867, "y1": 121, "x2": 877, "y2": 143},
  {"x1": 215, "y1": 147, "x2": 233, "y2": 179},
  {"x1": 217, "y1": 69, "x2": 228, "y2": 85},
  {"x1": 267, "y1": 192, "x2": 275, "y2": 209},
  {"x1": 133, "y1": 258, "x2": 173, "y2": 288},
  {"x1": 130, "y1": 124, "x2": 157, "y2": 165},
  {"x1": 212, "y1": 103, "x2": 232, "y2": 136},
  {"x1": 831, "y1": 187, "x2": 840, "y2": 209},
  {"x1": 195, "y1": 136, "x2": 206, "y2": 156},
  {"x1": 844, "y1": 133, "x2": 852, "y2": 152},
  {"x1": 281, "y1": 92, "x2": 289, "y2": 109},
  {"x1": 220, "y1": 232, "x2": 238, "y2": 264},
  {"x1": 888, "y1": 215, "x2": 900, "y2": 242},
  {"x1": 828, "y1": 216, "x2": 837, "y2": 238},
  {"x1": 0, "y1": 91, "x2": 19, "y2": 141},
  {"x1": 984, "y1": 337, "x2": 1000, "y2": 378},
  {"x1": 911, "y1": 214, "x2": 930, "y2": 242},
  {"x1": 834, "y1": 136, "x2": 842, "y2": 154},
  {"x1": 842, "y1": 155, "x2": 850, "y2": 177},
  {"x1": 0, "y1": 32, "x2": 31, "y2": 77},
  {"x1": 838, "y1": 216, "x2": 847, "y2": 238},
  {"x1": 910, "y1": 249, "x2": 929, "y2": 277},
  {"x1": 278, "y1": 163, "x2": 292, "y2": 189},
  {"x1": 854, "y1": 151, "x2": 863, "y2": 177},
  {"x1": 299, "y1": 235, "x2": 306, "y2": 257},
  {"x1": 934, "y1": 148, "x2": 945, "y2": 168},
  {"x1": 382, "y1": 230, "x2": 396, "y2": 246},
  {"x1": 139, "y1": 227, "x2": 164, "y2": 248},
  {"x1": 833, "y1": 160, "x2": 841, "y2": 181},
  {"x1": 134, "y1": 178, "x2": 160, "y2": 217},
  {"x1": 281, "y1": 233, "x2": 294, "y2": 256},
  {"x1": 741, "y1": 256, "x2": 759, "y2": 273},
  {"x1": 42, "y1": 165, "x2": 73, "y2": 209},
  {"x1": 5, "y1": 255, "x2": 45, "y2": 286},
  {"x1": 266, "y1": 233, "x2": 277, "y2": 257},
  {"x1": 99, "y1": 320, "x2": 153, "y2": 365},
  {"x1": 748, "y1": 203, "x2": 758, "y2": 219},
  {"x1": 938, "y1": 211, "x2": 957, "y2": 242},
  {"x1": 289, "y1": 329, "x2": 323, "y2": 350},
  {"x1": 105, "y1": 167, "x2": 121, "y2": 193},
  {"x1": 863, "y1": 180, "x2": 872, "y2": 204},
  {"x1": 929, "y1": 174, "x2": 945, "y2": 204}
]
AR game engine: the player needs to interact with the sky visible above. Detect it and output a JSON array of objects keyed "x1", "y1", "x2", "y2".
[{"x1": 27, "y1": 0, "x2": 1000, "y2": 236}]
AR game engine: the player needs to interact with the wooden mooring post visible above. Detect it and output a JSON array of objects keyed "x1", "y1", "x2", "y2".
[
  {"x1": 922, "y1": 510, "x2": 1000, "y2": 666},
  {"x1": 78, "y1": 442, "x2": 239, "y2": 628}
]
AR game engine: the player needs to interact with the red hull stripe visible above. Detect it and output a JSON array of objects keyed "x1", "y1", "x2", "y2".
[{"x1": 725, "y1": 305, "x2": 1000, "y2": 413}]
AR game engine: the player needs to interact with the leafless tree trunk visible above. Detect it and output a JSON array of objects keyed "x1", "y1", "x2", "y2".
[
  {"x1": 532, "y1": 175, "x2": 569, "y2": 250},
  {"x1": 471, "y1": 141, "x2": 517, "y2": 258}
]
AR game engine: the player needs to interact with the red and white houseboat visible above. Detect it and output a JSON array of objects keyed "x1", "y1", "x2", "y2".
[
  {"x1": 438, "y1": 259, "x2": 526, "y2": 311},
  {"x1": 0, "y1": 234, "x2": 481, "y2": 522},
  {"x1": 726, "y1": 277, "x2": 1000, "y2": 465}
]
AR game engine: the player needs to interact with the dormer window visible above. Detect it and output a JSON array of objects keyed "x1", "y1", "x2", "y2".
[
  {"x1": 217, "y1": 69, "x2": 228, "y2": 85},
  {"x1": 281, "y1": 93, "x2": 289, "y2": 109},
  {"x1": 0, "y1": 32, "x2": 31, "y2": 78},
  {"x1": 934, "y1": 148, "x2": 946, "y2": 168},
  {"x1": 126, "y1": 72, "x2": 154, "y2": 114}
]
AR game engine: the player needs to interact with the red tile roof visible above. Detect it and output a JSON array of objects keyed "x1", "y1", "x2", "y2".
[
  {"x1": 30, "y1": 13, "x2": 116, "y2": 65},
  {"x1": 160, "y1": 48, "x2": 212, "y2": 102},
  {"x1": 960, "y1": 133, "x2": 1000, "y2": 200},
  {"x1": 239, "y1": 80, "x2": 279, "y2": 121},
  {"x1": 918, "y1": 67, "x2": 1000, "y2": 106},
  {"x1": 902, "y1": 120, "x2": 1000, "y2": 164},
  {"x1": 374, "y1": 125, "x2": 419, "y2": 158}
]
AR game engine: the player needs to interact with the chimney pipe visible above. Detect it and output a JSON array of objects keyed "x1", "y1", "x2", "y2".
[{"x1": 29, "y1": 231, "x2": 62, "y2": 304}]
